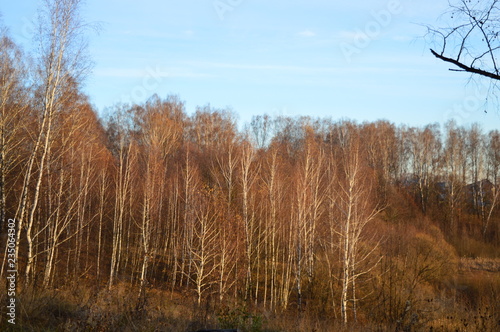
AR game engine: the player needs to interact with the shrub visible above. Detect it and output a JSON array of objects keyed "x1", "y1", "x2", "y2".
[{"x1": 217, "y1": 307, "x2": 264, "y2": 332}]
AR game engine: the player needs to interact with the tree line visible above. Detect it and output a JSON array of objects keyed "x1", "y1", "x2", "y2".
[{"x1": 1, "y1": 0, "x2": 499, "y2": 329}]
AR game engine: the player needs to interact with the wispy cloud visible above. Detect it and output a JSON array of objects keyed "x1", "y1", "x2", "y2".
[
  {"x1": 94, "y1": 68, "x2": 150, "y2": 78},
  {"x1": 337, "y1": 30, "x2": 366, "y2": 41},
  {"x1": 94, "y1": 67, "x2": 210, "y2": 79},
  {"x1": 179, "y1": 60, "x2": 432, "y2": 77},
  {"x1": 182, "y1": 61, "x2": 337, "y2": 73},
  {"x1": 117, "y1": 28, "x2": 194, "y2": 40},
  {"x1": 298, "y1": 29, "x2": 316, "y2": 37},
  {"x1": 391, "y1": 35, "x2": 412, "y2": 42}
]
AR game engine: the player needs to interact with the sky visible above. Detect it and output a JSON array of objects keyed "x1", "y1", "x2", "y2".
[{"x1": 1, "y1": 0, "x2": 500, "y2": 132}]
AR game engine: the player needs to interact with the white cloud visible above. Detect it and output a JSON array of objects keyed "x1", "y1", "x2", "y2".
[
  {"x1": 298, "y1": 29, "x2": 316, "y2": 37},
  {"x1": 94, "y1": 67, "x2": 210, "y2": 79},
  {"x1": 392, "y1": 35, "x2": 412, "y2": 42},
  {"x1": 337, "y1": 30, "x2": 366, "y2": 40}
]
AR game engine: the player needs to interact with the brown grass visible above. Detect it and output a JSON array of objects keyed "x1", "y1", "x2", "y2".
[{"x1": 459, "y1": 257, "x2": 500, "y2": 272}]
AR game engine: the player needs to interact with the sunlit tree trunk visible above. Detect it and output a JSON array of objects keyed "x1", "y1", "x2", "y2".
[
  {"x1": 19, "y1": 0, "x2": 90, "y2": 284},
  {"x1": 240, "y1": 139, "x2": 259, "y2": 302},
  {"x1": 0, "y1": 31, "x2": 27, "y2": 236},
  {"x1": 484, "y1": 130, "x2": 500, "y2": 237},
  {"x1": 0, "y1": 31, "x2": 29, "y2": 280},
  {"x1": 332, "y1": 126, "x2": 382, "y2": 324},
  {"x1": 180, "y1": 146, "x2": 197, "y2": 287},
  {"x1": 262, "y1": 148, "x2": 284, "y2": 311},
  {"x1": 444, "y1": 121, "x2": 467, "y2": 232},
  {"x1": 189, "y1": 188, "x2": 220, "y2": 306},
  {"x1": 467, "y1": 124, "x2": 485, "y2": 219},
  {"x1": 96, "y1": 168, "x2": 108, "y2": 283},
  {"x1": 109, "y1": 136, "x2": 134, "y2": 289}
]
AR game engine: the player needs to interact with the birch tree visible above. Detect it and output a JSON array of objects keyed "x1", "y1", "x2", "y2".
[
  {"x1": 13, "y1": 0, "x2": 92, "y2": 284},
  {"x1": 483, "y1": 129, "x2": 500, "y2": 237},
  {"x1": 136, "y1": 98, "x2": 182, "y2": 298},
  {"x1": 106, "y1": 108, "x2": 136, "y2": 289},
  {"x1": 331, "y1": 124, "x2": 382, "y2": 323},
  {"x1": 189, "y1": 186, "x2": 221, "y2": 306},
  {"x1": 0, "y1": 29, "x2": 28, "y2": 236},
  {"x1": 261, "y1": 144, "x2": 289, "y2": 311},
  {"x1": 293, "y1": 125, "x2": 326, "y2": 310},
  {"x1": 239, "y1": 138, "x2": 259, "y2": 301},
  {"x1": 466, "y1": 124, "x2": 487, "y2": 222},
  {"x1": 405, "y1": 125, "x2": 441, "y2": 214},
  {"x1": 41, "y1": 98, "x2": 91, "y2": 287},
  {"x1": 443, "y1": 121, "x2": 467, "y2": 231}
]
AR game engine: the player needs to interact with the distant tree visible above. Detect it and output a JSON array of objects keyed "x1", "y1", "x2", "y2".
[
  {"x1": 361, "y1": 121, "x2": 399, "y2": 202},
  {"x1": 405, "y1": 125, "x2": 442, "y2": 214},
  {"x1": 483, "y1": 129, "x2": 500, "y2": 236},
  {"x1": 443, "y1": 121, "x2": 467, "y2": 231},
  {"x1": 466, "y1": 124, "x2": 486, "y2": 218},
  {"x1": 248, "y1": 114, "x2": 273, "y2": 149},
  {"x1": 187, "y1": 105, "x2": 237, "y2": 153}
]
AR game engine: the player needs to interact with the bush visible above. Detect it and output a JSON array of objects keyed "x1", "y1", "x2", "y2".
[{"x1": 217, "y1": 307, "x2": 264, "y2": 332}]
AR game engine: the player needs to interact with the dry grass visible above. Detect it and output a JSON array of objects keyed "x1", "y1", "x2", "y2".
[
  {"x1": 0, "y1": 223, "x2": 497, "y2": 331},
  {"x1": 1, "y1": 276, "x2": 499, "y2": 331},
  {"x1": 459, "y1": 257, "x2": 500, "y2": 272},
  {"x1": 450, "y1": 234, "x2": 500, "y2": 259},
  {"x1": 0, "y1": 283, "x2": 201, "y2": 331}
]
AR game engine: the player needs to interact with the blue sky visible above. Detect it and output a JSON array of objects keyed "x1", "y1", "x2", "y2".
[{"x1": 1, "y1": 0, "x2": 500, "y2": 131}]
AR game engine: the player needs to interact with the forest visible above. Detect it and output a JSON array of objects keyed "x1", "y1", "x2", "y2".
[{"x1": 1, "y1": 1, "x2": 500, "y2": 331}]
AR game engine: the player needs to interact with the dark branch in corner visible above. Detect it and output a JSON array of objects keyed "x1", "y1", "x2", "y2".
[{"x1": 430, "y1": 48, "x2": 500, "y2": 81}]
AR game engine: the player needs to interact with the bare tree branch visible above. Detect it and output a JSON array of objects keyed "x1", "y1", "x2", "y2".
[
  {"x1": 428, "y1": 0, "x2": 500, "y2": 82},
  {"x1": 430, "y1": 48, "x2": 500, "y2": 80}
]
